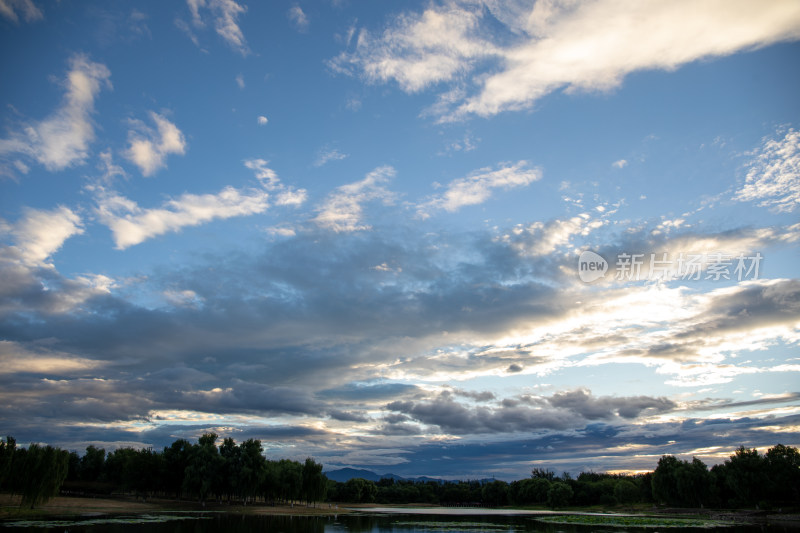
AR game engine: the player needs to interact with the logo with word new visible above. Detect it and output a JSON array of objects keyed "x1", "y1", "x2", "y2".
[{"x1": 578, "y1": 250, "x2": 608, "y2": 283}]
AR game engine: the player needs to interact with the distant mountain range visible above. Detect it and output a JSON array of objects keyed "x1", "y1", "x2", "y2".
[{"x1": 324, "y1": 467, "x2": 448, "y2": 483}]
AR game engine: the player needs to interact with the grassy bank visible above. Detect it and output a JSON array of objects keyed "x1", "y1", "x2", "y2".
[{"x1": 0, "y1": 493, "x2": 349, "y2": 520}]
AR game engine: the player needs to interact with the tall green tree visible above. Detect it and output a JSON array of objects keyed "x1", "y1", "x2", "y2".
[
  {"x1": 614, "y1": 479, "x2": 639, "y2": 504},
  {"x1": 239, "y1": 439, "x2": 267, "y2": 504},
  {"x1": 79, "y1": 445, "x2": 106, "y2": 482},
  {"x1": 18, "y1": 444, "x2": 69, "y2": 508},
  {"x1": 722, "y1": 447, "x2": 767, "y2": 507},
  {"x1": 163, "y1": 438, "x2": 192, "y2": 499},
  {"x1": 652, "y1": 455, "x2": 712, "y2": 507},
  {"x1": 183, "y1": 433, "x2": 223, "y2": 505},
  {"x1": 0, "y1": 436, "x2": 15, "y2": 492},
  {"x1": 301, "y1": 457, "x2": 326, "y2": 507},
  {"x1": 481, "y1": 480, "x2": 509, "y2": 506},
  {"x1": 764, "y1": 444, "x2": 800, "y2": 506},
  {"x1": 277, "y1": 459, "x2": 303, "y2": 503},
  {"x1": 342, "y1": 477, "x2": 377, "y2": 503},
  {"x1": 218, "y1": 437, "x2": 240, "y2": 502},
  {"x1": 547, "y1": 481, "x2": 573, "y2": 509}
]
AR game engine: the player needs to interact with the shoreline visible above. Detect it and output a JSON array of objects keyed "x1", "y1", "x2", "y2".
[
  {"x1": 2, "y1": 494, "x2": 799, "y2": 526},
  {"x1": 0, "y1": 494, "x2": 351, "y2": 520}
]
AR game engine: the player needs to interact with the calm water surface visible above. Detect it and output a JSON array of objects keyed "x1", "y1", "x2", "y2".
[{"x1": 3, "y1": 511, "x2": 800, "y2": 532}]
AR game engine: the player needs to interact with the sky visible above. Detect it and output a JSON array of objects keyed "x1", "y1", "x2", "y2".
[{"x1": 1, "y1": 0, "x2": 799, "y2": 480}]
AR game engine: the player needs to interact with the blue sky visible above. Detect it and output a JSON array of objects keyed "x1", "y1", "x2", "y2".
[{"x1": 1, "y1": 0, "x2": 799, "y2": 479}]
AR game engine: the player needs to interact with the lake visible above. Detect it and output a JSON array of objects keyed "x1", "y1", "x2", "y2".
[{"x1": 3, "y1": 509, "x2": 800, "y2": 532}]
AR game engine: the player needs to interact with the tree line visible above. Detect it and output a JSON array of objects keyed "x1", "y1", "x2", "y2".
[
  {"x1": 1, "y1": 433, "x2": 326, "y2": 509},
  {"x1": 1, "y1": 434, "x2": 798, "y2": 510},
  {"x1": 329, "y1": 445, "x2": 799, "y2": 510}
]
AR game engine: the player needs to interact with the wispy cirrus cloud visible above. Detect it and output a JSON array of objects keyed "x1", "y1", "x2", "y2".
[
  {"x1": 0, "y1": 54, "x2": 111, "y2": 173},
  {"x1": 0, "y1": 0, "x2": 42, "y2": 23},
  {"x1": 0, "y1": 207, "x2": 116, "y2": 316},
  {"x1": 1, "y1": 206, "x2": 83, "y2": 267},
  {"x1": 329, "y1": 3, "x2": 497, "y2": 93},
  {"x1": 95, "y1": 185, "x2": 270, "y2": 249},
  {"x1": 314, "y1": 146, "x2": 348, "y2": 167},
  {"x1": 124, "y1": 112, "x2": 186, "y2": 177},
  {"x1": 94, "y1": 159, "x2": 305, "y2": 249},
  {"x1": 501, "y1": 212, "x2": 607, "y2": 256},
  {"x1": 243, "y1": 158, "x2": 307, "y2": 206},
  {"x1": 186, "y1": 0, "x2": 249, "y2": 55},
  {"x1": 313, "y1": 166, "x2": 396, "y2": 232},
  {"x1": 333, "y1": 0, "x2": 800, "y2": 120},
  {"x1": 417, "y1": 160, "x2": 541, "y2": 218},
  {"x1": 287, "y1": 4, "x2": 308, "y2": 32},
  {"x1": 735, "y1": 127, "x2": 800, "y2": 212}
]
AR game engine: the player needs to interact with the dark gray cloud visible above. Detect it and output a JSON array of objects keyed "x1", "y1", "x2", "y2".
[
  {"x1": 328, "y1": 409, "x2": 370, "y2": 423},
  {"x1": 386, "y1": 396, "x2": 572, "y2": 434},
  {"x1": 451, "y1": 388, "x2": 496, "y2": 402},
  {"x1": 385, "y1": 389, "x2": 677, "y2": 435},
  {"x1": 318, "y1": 380, "x2": 421, "y2": 401},
  {"x1": 548, "y1": 388, "x2": 676, "y2": 420}
]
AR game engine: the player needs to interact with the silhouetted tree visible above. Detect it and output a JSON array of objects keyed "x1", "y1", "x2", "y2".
[
  {"x1": 481, "y1": 480, "x2": 509, "y2": 506},
  {"x1": 614, "y1": 479, "x2": 639, "y2": 504},
  {"x1": 18, "y1": 443, "x2": 69, "y2": 508},
  {"x1": 0, "y1": 436, "x2": 15, "y2": 492},
  {"x1": 79, "y1": 445, "x2": 106, "y2": 482},
  {"x1": 531, "y1": 467, "x2": 555, "y2": 481},
  {"x1": 547, "y1": 481, "x2": 573, "y2": 509},
  {"x1": 652, "y1": 455, "x2": 712, "y2": 507},
  {"x1": 163, "y1": 438, "x2": 192, "y2": 499},
  {"x1": 722, "y1": 446, "x2": 768, "y2": 508},
  {"x1": 239, "y1": 439, "x2": 267, "y2": 504},
  {"x1": 764, "y1": 444, "x2": 800, "y2": 506},
  {"x1": 301, "y1": 457, "x2": 326, "y2": 506},
  {"x1": 342, "y1": 477, "x2": 377, "y2": 503},
  {"x1": 183, "y1": 433, "x2": 222, "y2": 505}
]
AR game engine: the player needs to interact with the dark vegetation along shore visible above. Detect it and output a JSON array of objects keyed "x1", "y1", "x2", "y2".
[{"x1": 1, "y1": 434, "x2": 798, "y2": 520}]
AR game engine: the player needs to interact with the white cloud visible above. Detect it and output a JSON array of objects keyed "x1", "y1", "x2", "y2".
[
  {"x1": 257, "y1": 115, "x2": 268, "y2": 125},
  {"x1": 443, "y1": 132, "x2": 479, "y2": 154},
  {"x1": 0, "y1": 54, "x2": 111, "y2": 172},
  {"x1": 329, "y1": 3, "x2": 499, "y2": 93},
  {"x1": 91, "y1": 159, "x2": 305, "y2": 249},
  {"x1": 417, "y1": 161, "x2": 541, "y2": 217},
  {"x1": 313, "y1": 166, "x2": 396, "y2": 232},
  {"x1": 334, "y1": 0, "x2": 800, "y2": 120},
  {"x1": 267, "y1": 225, "x2": 297, "y2": 237},
  {"x1": 0, "y1": 208, "x2": 118, "y2": 315},
  {"x1": 244, "y1": 158, "x2": 307, "y2": 204},
  {"x1": 0, "y1": 0, "x2": 42, "y2": 23},
  {"x1": 613, "y1": 159, "x2": 628, "y2": 169},
  {"x1": 2, "y1": 206, "x2": 83, "y2": 267},
  {"x1": 235, "y1": 73, "x2": 245, "y2": 89},
  {"x1": 164, "y1": 289, "x2": 205, "y2": 308},
  {"x1": 503, "y1": 213, "x2": 606, "y2": 256},
  {"x1": 243, "y1": 158, "x2": 280, "y2": 188},
  {"x1": 314, "y1": 147, "x2": 348, "y2": 167},
  {"x1": 124, "y1": 112, "x2": 187, "y2": 177},
  {"x1": 95, "y1": 185, "x2": 271, "y2": 249},
  {"x1": 275, "y1": 188, "x2": 307, "y2": 207},
  {"x1": 13, "y1": 160, "x2": 29, "y2": 174},
  {"x1": 186, "y1": 0, "x2": 249, "y2": 55},
  {"x1": 96, "y1": 150, "x2": 127, "y2": 184},
  {"x1": 734, "y1": 128, "x2": 800, "y2": 212},
  {"x1": 288, "y1": 4, "x2": 309, "y2": 32}
]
